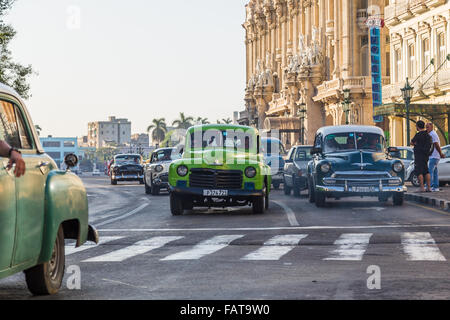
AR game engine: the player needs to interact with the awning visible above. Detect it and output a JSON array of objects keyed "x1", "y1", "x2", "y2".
[{"x1": 374, "y1": 103, "x2": 450, "y2": 117}]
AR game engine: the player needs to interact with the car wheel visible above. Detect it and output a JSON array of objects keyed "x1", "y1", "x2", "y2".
[
  {"x1": 139, "y1": 179, "x2": 144, "y2": 185},
  {"x1": 144, "y1": 179, "x2": 151, "y2": 194},
  {"x1": 393, "y1": 192, "x2": 404, "y2": 206},
  {"x1": 410, "y1": 171, "x2": 420, "y2": 187},
  {"x1": 308, "y1": 178, "x2": 315, "y2": 203},
  {"x1": 283, "y1": 180, "x2": 292, "y2": 195},
  {"x1": 151, "y1": 185, "x2": 160, "y2": 196},
  {"x1": 315, "y1": 192, "x2": 326, "y2": 208},
  {"x1": 253, "y1": 186, "x2": 266, "y2": 214},
  {"x1": 293, "y1": 187, "x2": 301, "y2": 197},
  {"x1": 184, "y1": 201, "x2": 194, "y2": 210},
  {"x1": 264, "y1": 182, "x2": 269, "y2": 210},
  {"x1": 170, "y1": 193, "x2": 184, "y2": 216},
  {"x1": 272, "y1": 182, "x2": 280, "y2": 190},
  {"x1": 111, "y1": 179, "x2": 117, "y2": 185},
  {"x1": 24, "y1": 226, "x2": 65, "y2": 295}
]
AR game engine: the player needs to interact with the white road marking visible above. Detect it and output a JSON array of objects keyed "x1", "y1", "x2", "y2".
[
  {"x1": 401, "y1": 232, "x2": 446, "y2": 261},
  {"x1": 271, "y1": 200, "x2": 299, "y2": 226},
  {"x1": 352, "y1": 207, "x2": 386, "y2": 212},
  {"x1": 65, "y1": 236, "x2": 124, "y2": 256},
  {"x1": 95, "y1": 203, "x2": 149, "y2": 227},
  {"x1": 242, "y1": 234, "x2": 308, "y2": 261},
  {"x1": 83, "y1": 236, "x2": 184, "y2": 262},
  {"x1": 324, "y1": 233, "x2": 372, "y2": 261},
  {"x1": 98, "y1": 224, "x2": 450, "y2": 233},
  {"x1": 161, "y1": 235, "x2": 244, "y2": 261}
]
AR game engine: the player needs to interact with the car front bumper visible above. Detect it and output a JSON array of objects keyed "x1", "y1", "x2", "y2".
[
  {"x1": 112, "y1": 174, "x2": 144, "y2": 181},
  {"x1": 271, "y1": 172, "x2": 284, "y2": 183},
  {"x1": 169, "y1": 186, "x2": 264, "y2": 198},
  {"x1": 315, "y1": 184, "x2": 407, "y2": 196}
]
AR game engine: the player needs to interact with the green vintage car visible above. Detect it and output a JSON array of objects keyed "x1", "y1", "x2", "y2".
[
  {"x1": 168, "y1": 124, "x2": 271, "y2": 215},
  {"x1": 0, "y1": 83, "x2": 99, "y2": 295}
]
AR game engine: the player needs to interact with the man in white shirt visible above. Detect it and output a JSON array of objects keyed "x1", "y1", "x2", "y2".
[{"x1": 426, "y1": 123, "x2": 446, "y2": 191}]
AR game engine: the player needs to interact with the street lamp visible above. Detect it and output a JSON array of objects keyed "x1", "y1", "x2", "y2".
[
  {"x1": 297, "y1": 102, "x2": 307, "y2": 145},
  {"x1": 342, "y1": 89, "x2": 351, "y2": 125},
  {"x1": 400, "y1": 77, "x2": 414, "y2": 145}
]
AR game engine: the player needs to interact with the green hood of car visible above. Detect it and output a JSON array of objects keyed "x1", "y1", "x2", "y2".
[{"x1": 182, "y1": 148, "x2": 264, "y2": 166}]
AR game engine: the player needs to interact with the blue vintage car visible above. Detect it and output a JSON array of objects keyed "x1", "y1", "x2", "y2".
[{"x1": 307, "y1": 125, "x2": 407, "y2": 207}]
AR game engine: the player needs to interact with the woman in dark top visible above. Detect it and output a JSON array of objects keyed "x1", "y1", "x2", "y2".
[{"x1": 411, "y1": 120, "x2": 432, "y2": 192}]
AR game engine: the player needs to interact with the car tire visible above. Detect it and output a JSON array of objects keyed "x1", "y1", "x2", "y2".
[
  {"x1": 410, "y1": 171, "x2": 420, "y2": 187},
  {"x1": 272, "y1": 182, "x2": 280, "y2": 190},
  {"x1": 293, "y1": 187, "x2": 301, "y2": 197},
  {"x1": 393, "y1": 193, "x2": 404, "y2": 206},
  {"x1": 315, "y1": 192, "x2": 326, "y2": 208},
  {"x1": 253, "y1": 184, "x2": 266, "y2": 214},
  {"x1": 264, "y1": 182, "x2": 269, "y2": 210},
  {"x1": 144, "y1": 179, "x2": 151, "y2": 194},
  {"x1": 184, "y1": 201, "x2": 194, "y2": 210},
  {"x1": 170, "y1": 193, "x2": 184, "y2": 216},
  {"x1": 24, "y1": 226, "x2": 65, "y2": 296},
  {"x1": 284, "y1": 184, "x2": 291, "y2": 195},
  {"x1": 139, "y1": 179, "x2": 144, "y2": 185},
  {"x1": 111, "y1": 179, "x2": 117, "y2": 185},
  {"x1": 308, "y1": 178, "x2": 316, "y2": 203},
  {"x1": 151, "y1": 184, "x2": 160, "y2": 196}
]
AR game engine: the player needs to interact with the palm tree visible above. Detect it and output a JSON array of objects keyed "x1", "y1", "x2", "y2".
[
  {"x1": 147, "y1": 118, "x2": 167, "y2": 146},
  {"x1": 195, "y1": 117, "x2": 210, "y2": 125},
  {"x1": 172, "y1": 112, "x2": 194, "y2": 129},
  {"x1": 217, "y1": 118, "x2": 232, "y2": 124}
]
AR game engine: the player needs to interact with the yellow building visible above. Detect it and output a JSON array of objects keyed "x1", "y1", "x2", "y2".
[
  {"x1": 381, "y1": 0, "x2": 450, "y2": 147},
  {"x1": 239, "y1": 0, "x2": 389, "y2": 148}
]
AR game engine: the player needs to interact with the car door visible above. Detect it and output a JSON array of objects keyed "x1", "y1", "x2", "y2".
[
  {"x1": 439, "y1": 147, "x2": 450, "y2": 181},
  {"x1": 0, "y1": 116, "x2": 16, "y2": 272},
  {"x1": 284, "y1": 147, "x2": 296, "y2": 187},
  {"x1": 0, "y1": 101, "x2": 48, "y2": 266}
]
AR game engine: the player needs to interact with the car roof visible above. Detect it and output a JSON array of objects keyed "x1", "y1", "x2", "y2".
[
  {"x1": 317, "y1": 125, "x2": 385, "y2": 137},
  {"x1": 153, "y1": 147, "x2": 175, "y2": 152},
  {"x1": 115, "y1": 154, "x2": 141, "y2": 157}
]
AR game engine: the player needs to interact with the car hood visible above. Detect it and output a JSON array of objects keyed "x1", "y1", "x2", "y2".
[
  {"x1": 113, "y1": 163, "x2": 143, "y2": 169},
  {"x1": 324, "y1": 150, "x2": 394, "y2": 172},
  {"x1": 293, "y1": 160, "x2": 309, "y2": 171},
  {"x1": 183, "y1": 149, "x2": 263, "y2": 166}
]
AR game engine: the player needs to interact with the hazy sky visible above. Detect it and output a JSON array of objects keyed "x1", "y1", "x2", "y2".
[{"x1": 5, "y1": 0, "x2": 248, "y2": 137}]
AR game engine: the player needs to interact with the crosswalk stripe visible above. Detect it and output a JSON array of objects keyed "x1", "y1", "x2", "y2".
[
  {"x1": 65, "y1": 236, "x2": 124, "y2": 256},
  {"x1": 83, "y1": 236, "x2": 184, "y2": 262},
  {"x1": 242, "y1": 234, "x2": 308, "y2": 261},
  {"x1": 161, "y1": 235, "x2": 244, "y2": 261},
  {"x1": 401, "y1": 232, "x2": 446, "y2": 261},
  {"x1": 324, "y1": 233, "x2": 372, "y2": 261}
]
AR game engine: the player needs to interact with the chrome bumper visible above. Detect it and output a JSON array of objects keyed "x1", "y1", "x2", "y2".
[{"x1": 316, "y1": 185, "x2": 407, "y2": 193}]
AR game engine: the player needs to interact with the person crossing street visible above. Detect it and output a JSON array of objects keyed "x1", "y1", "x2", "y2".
[
  {"x1": 411, "y1": 120, "x2": 432, "y2": 193},
  {"x1": 426, "y1": 123, "x2": 446, "y2": 192}
]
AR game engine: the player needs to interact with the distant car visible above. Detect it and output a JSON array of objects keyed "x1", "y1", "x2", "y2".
[
  {"x1": 307, "y1": 125, "x2": 406, "y2": 207},
  {"x1": 283, "y1": 145, "x2": 313, "y2": 197},
  {"x1": 110, "y1": 154, "x2": 144, "y2": 185},
  {"x1": 144, "y1": 147, "x2": 182, "y2": 195},
  {"x1": 0, "y1": 83, "x2": 98, "y2": 295},
  {"x1": 261, "y1": 137, "x2": 287, "y2": 190},
  {"x1": 388, "y1": 146, "x2": 414, "y2": 169},
  {"x1": 406, "y1": 145, "x2": 450, "y2": 187},
  {"x1": 92, "y1": 169, "x2": 101, "y2": 176}
]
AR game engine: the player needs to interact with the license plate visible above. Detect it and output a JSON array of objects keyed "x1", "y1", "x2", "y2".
[
  {"x1": 203, "y1": 190, "x2": 228, "y2": 196},
  {"x1": 351, "y1": 187, "x2": 374, "y2": 193}
]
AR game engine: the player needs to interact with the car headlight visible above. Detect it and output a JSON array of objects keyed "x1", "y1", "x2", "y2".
[
  {"x1": 245, "y1": 166, "x2": 257, "y2": 178},
  {"x1": 177, "y1": 165, "x2": 188, "y2": 177},
  {"x1": 393, "y1": 162, "x2": 403, "y2": 173},
  {"x1": 320, "y1": 163, "x2": 331, "y2": 173},
  {"x1": 155, "y1": 165, "x2": 163, "y2": 172}
]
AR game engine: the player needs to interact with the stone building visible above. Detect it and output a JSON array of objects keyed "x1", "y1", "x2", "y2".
[
  {"x1": 239, "y1": 0, "x2": 389, "y2": 148},
  {"x1": 87, "y1": 116, "x2": 132, "y2": 148},
  {"x1": 380, "y1": 0, "x2": 450, "y2": 146}
]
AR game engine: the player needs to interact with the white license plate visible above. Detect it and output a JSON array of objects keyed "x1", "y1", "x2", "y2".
[
  {"x1": 203, "y1": 190, "x2": 228, "y2": 196},
  {"x1": 351, "y1": 187, "x2": 375, "y2": 193}
]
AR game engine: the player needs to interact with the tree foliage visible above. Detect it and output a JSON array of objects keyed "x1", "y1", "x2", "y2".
[
  {"x1": 0, "y1": 0, "x2": 34, "y2": 99},
  {"x1": 172, "y1": 112, "x2": 194, "y2": 129},
  {"x1": 147, "y1": 118, "x2": 167, "y2": 145}
]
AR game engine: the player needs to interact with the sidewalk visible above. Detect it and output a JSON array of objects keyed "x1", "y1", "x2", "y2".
[{"x1": 405, "y1": 183, "x2": 450, "y2": 211}]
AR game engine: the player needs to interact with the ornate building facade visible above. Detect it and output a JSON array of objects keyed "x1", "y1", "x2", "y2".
[
  {"x1": 238, "y1": 0, "x2": 389, "y2": 148},
  {"x1": 381, "y1": 0, "x2": 450, "y2": 146}
]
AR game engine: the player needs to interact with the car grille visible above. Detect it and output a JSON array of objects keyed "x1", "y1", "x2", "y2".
[
  {"x1": 160, "y1": 173, "x2": 169, "y2": 183},
  {"x1": 333, "y1": 172, "x2": 390, "y2": 179},
  {"x1": 189, "y1": 169, "x2": 243, "y2": 189}
]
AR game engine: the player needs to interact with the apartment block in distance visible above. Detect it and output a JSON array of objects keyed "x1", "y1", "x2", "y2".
[{"x1": 88, "y1": 116, "x2": 131, "y2": 148}]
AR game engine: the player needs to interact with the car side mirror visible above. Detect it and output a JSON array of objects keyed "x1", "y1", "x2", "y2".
[
  {"x1": 311, "y1": 147, "x2": 322, "y2": 155},
  {"x1": 64, "y1": 153, "x2": 78, "y2": 170}
]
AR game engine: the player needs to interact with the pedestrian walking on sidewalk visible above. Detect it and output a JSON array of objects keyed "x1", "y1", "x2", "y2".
[
  {"x1": 426, "y1": 122, "x2": 446, "y2": 192},
  {"x1": 411, "y1": 120, "x2": 432, "y2": 192}
]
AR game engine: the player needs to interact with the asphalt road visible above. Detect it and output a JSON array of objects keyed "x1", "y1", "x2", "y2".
[{"x1": 1, "y1": 176, "x2": 450, "y2": 300}]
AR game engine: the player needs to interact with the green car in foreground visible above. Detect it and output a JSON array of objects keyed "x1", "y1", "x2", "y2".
[
  {"x1": 168, "y1": 124, "x2": 271, "y2": 215},
  {"x1": 0, "y1": 83, "x2": 99, "y2": 295}
]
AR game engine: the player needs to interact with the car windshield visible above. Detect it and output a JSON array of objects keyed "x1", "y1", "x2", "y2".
[
  {"x1": 115, "y1": 155, "x2": 141, "y2": 164},
  {"x1": 294, "y1": 147, "x2": 312, "y2": 161},
  {"x1": 323, "y1": 132, "x2": 385, "y2": 153},
  {"x1": 190, "y1": 130, "x2": 254, "y2": 151},
  {"x1": 261, "y1": 139, "x2": 286, "y2": 156},
  {"x1": 152, "y1": 149, "x2": 181, "y2": 162}
]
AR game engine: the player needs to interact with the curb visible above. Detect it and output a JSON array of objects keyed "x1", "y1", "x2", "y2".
[{"x1": 405, "y1": 193, "x2": 450, "y2": 212}]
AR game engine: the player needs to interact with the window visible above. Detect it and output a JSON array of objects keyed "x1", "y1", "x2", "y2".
[
  {"x1": 395, "y1": 48, "x2": 402, "y2": 82},
  {"x1": 408, "y1": 44, "x2": 416, "y2": 78},
  {"x1": 47, "y1": 152, "x2": 61, "y2": 160},
  {"x1": 438, "y1": 33, "x2": 446, "y2": 66},
  {"x1": 324, "y1": 132, "x2": 385, "y2": 153},
  {"x1": 43, "y1": 141, "x2": 61, "y2": 148},
  {"x1": 0, "y1": 100, "x2": 32, "y2": 149},
  {"x1": 64, "y1": 141, "x2": 75, "y2": 148},
  {"x1": 294, "y1": 147, "x2": 312, "y2": 161},
  {"x1": 423, "y1": 38, "x2": 431, "y2": 73}
]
